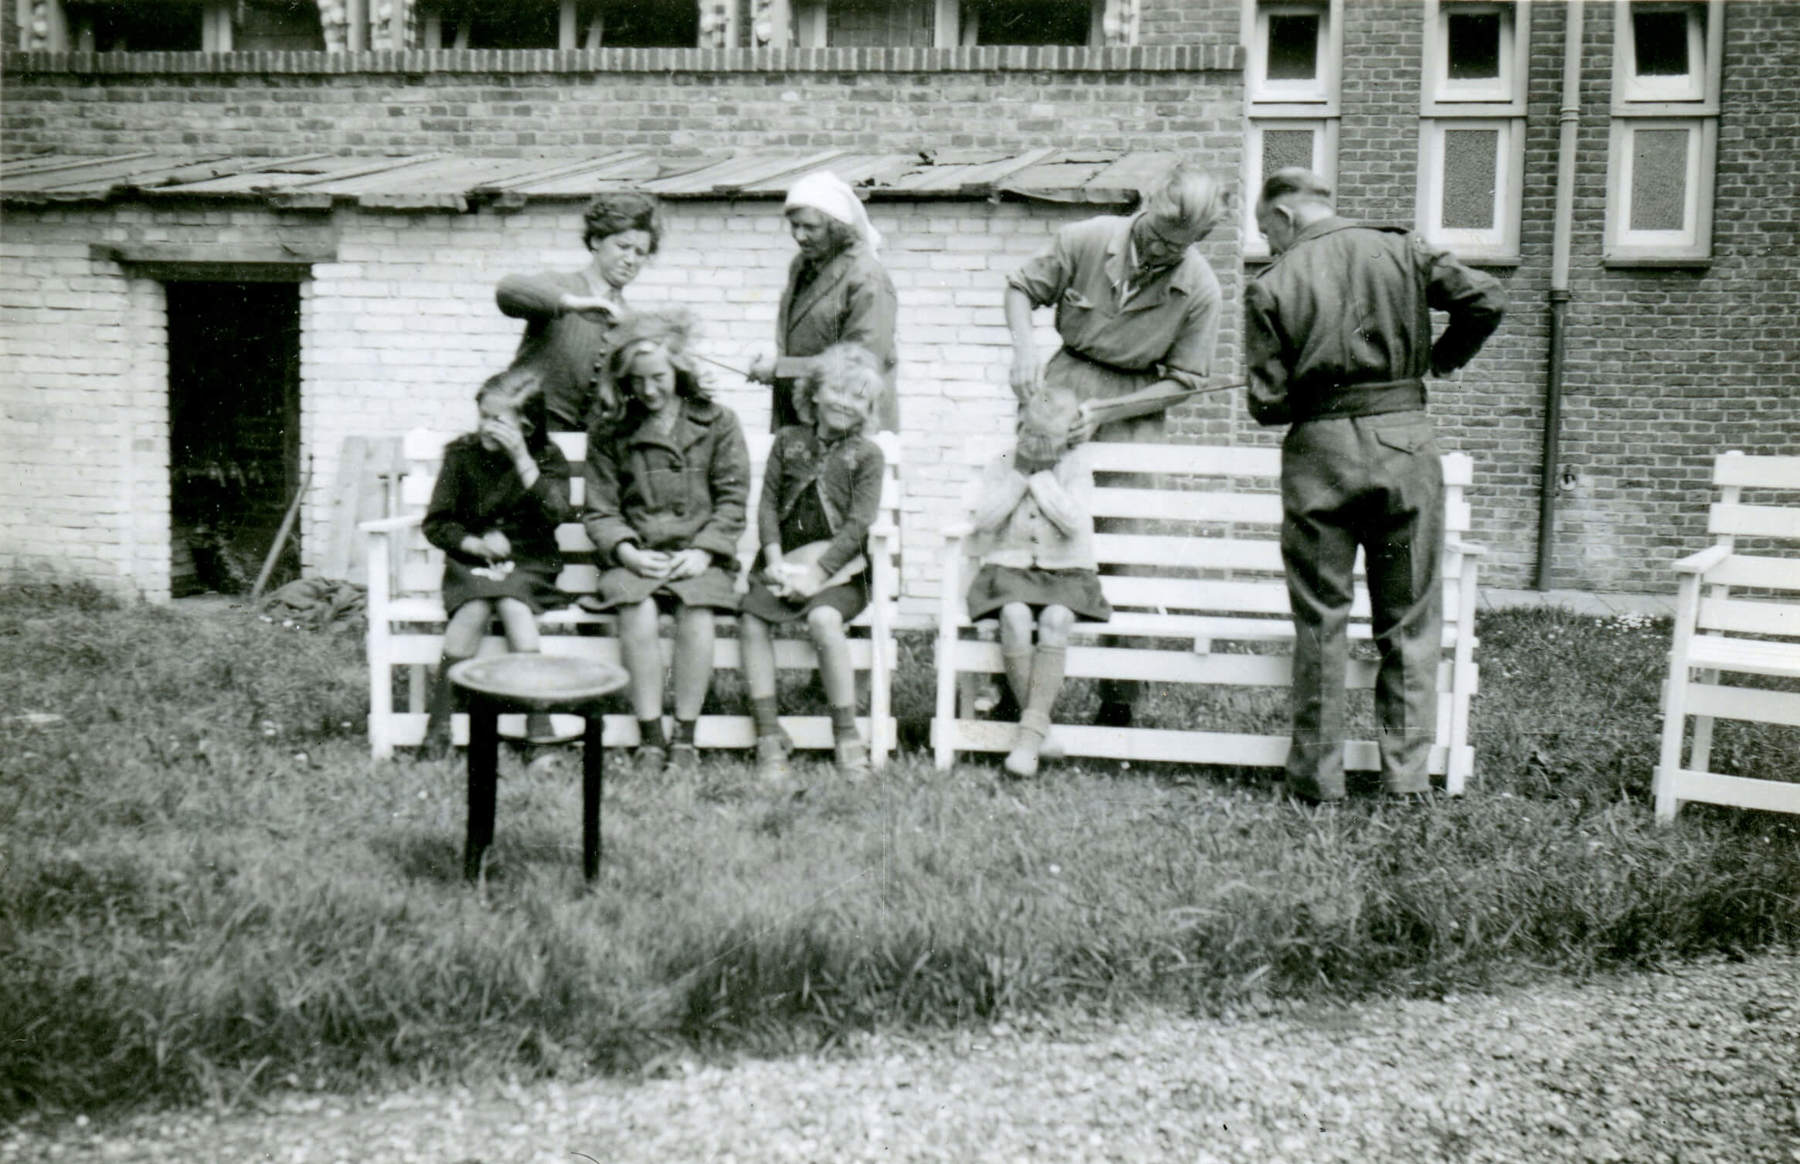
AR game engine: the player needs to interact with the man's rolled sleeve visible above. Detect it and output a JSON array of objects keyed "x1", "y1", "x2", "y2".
[{"x1": 1006, "y1": 228, "x2": 1075, "y2": 309}]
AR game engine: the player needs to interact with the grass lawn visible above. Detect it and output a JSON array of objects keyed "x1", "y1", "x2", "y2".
[{"x1": 2, "y1": 583, "x2": 1796, "y2": 1118}]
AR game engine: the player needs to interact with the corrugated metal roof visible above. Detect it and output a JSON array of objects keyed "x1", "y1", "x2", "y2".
[{"x1": 0, "y1": 148, "x2": 1168, "y2": 209}]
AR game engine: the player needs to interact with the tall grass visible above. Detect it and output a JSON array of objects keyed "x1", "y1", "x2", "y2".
[{"x1": 2, "y1": 586, "x2": 1796, "y2": 1118}]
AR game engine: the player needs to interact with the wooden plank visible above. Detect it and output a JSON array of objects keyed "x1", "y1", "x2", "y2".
[
  {"x1": 935, "y1": 719, "x2": 1450, "y2": 775},
  {"x1": 384, "y1": 711, "x2": 890, "y2": 751},
  {"x1": 322, "y1": 436, "x2": 370, "y2": 581},
  {"x1": 1709, "y1": 502, "x2": 1800, "y2": 540},
  {"x1": 1697, "y1": 596, "x2": 1800, "y2": 638},
  {"x1": 1684, "y1": 683, "x2": 1800, "y2": 729},
  {"x1": 1702, "y1": 554, "x2": 1800, "y2": 592},
  {"x1": 1665, "y1": 768, "x2": 1800, "y2": 817},
  {"x1": 1713, "y1": 454, "x2": 1800, "y2": 489},
  {"x1": 945, "y1": 640, "x2": 1458, "y2": 690},
  {"x1": 1092, "y1": 487, "x2": 1285, "y2": 524},
  {"x1": 1686, "y1": 635, "x2": 1800, "y2": 679}
]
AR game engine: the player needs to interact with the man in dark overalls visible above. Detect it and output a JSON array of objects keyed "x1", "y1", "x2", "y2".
[{"x1": 1246, "y1": 168, "x2": 1505, "y2": 801}]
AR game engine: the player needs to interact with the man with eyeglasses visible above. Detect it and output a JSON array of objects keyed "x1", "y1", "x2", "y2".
[{"x1": 1002, "y1": 159, "x2": 1227, "y2": 732}]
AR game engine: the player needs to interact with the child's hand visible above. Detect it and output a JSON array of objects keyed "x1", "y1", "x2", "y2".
[
  {"x1": 746, "y1": 352, "x2": 776, "y2": 385},
  {"x1": 481, "y1": 417, "x2": 531, "y2": 462},
  {"x1": 617, "y1": 544, "x2": 673, "y2": 579},
  {"x1": 479, "y1": 530, "x2": 512, "y2": 563},
  {"x1": 783, "y1": 562, "x2": 827, "y2": 599},
  {"x1": 665, "y1": 548, "x2": 711, "y2": 581}
]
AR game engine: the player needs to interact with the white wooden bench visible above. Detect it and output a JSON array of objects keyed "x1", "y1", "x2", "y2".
[
  {"x1": 1654, "y1": 451, "x2": 1800, "y2": 822},
  {"x1": 931, "y1": 441, "x2": 1482, "y2": 793},
  {"x1": 362, "y1": 427, "x2": 902, "y2": 765}
]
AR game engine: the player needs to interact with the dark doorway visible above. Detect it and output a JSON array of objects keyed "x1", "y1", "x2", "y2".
[{"x1": 166, "y1": 282, "x2": 302, "y2": 596}]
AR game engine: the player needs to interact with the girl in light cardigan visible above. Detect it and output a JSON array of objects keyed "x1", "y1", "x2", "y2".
[{"x1": 963, "y1": 387, "x2": 1111, "y2": 778}]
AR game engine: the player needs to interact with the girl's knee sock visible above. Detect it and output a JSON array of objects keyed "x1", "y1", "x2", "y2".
[
  {"x1": 829, "y1": 703, "x2": 859, "y2": 743},
  {"x1": 750, "y1": 695, "x2": 782, "y2": 740},
  {"x1": 672, "y1": 717, "x2": 698, "y2": 746},
  {"x1": 1021, "y1": 645, "x2": 1067, "y2": 737},
  {"x1": 637, "y1": 716, "x2": 668, "y2": 750},
  {"x1": 1001, "y1": 646, "x2": 1034, "y2": 710},
  {"x1": 424, "y1": 650, "x2": 473, "y2": 752}
]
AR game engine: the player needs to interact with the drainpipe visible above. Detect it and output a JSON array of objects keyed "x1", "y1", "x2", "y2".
[{"x1": 1537, "y1": 0, "x2": 1583, "y2": 590}]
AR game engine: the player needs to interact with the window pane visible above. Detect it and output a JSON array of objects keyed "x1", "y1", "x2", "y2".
[
  {"x1": 89, "y1": 0, "x2": 206, "y2": 51},
  {"x1": 1446, "y1": 11, "x2": 1502, "y2": 80},
  {"x1": 1630, "y1": 128, "x2": 1691, "y2": 230},
  {"x1": 972, "y1": 0, "x2": 1091, "y2": 45},
  {"x1": 1266, "y1": 14, "x2": 1321, "y2": 80},
  {"x1": 1633, "y1": 8, "x2": 1692, "y2": 77},
  {"x1": 1262, "y1": 129, "x2": 1318, "y2": 177},
  {"x1": 1441, "y1": 128, "x2": 1499, "y2": 229}
]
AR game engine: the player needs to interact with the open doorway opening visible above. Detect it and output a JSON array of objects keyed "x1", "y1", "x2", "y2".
[{"x1": 166, "y1": 281, "x2": 302, "y2": 597}]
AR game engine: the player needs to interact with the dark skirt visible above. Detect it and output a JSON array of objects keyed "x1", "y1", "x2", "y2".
[
  {"x1": 738, "y1": 574, "x2": 869, "y2": 624},
  {"x1": 966, "y1": 564, "x2": 1112, "y2": 623},
  {"x1": 442, "y1": 556, "x2": 566, "y2": 616},
  {"x1": 586, "y1": 563, "x2": 740, "y2": 612}
]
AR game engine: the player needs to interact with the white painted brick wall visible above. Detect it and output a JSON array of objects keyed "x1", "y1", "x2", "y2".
[{"x1": 1, "y1": 198, "x2": 1242, "y2": 619}]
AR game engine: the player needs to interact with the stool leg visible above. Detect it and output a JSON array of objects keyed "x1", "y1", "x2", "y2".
[
  {"x1": 582, "y1": 714, "x2": 604, "y2": 884},
  {"x1": 465, "y1": 697, "x2": 500, "y2": 882}
]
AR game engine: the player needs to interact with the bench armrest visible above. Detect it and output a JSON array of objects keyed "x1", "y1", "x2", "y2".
[
  {"x1": 361, "y1": 514, "x2": 423, "y2": 535},
  {"x1": 1445, "y1": 537, "x2": 1487, "y2": 557},
  {"x1": 1672, "y1": 543, "x2": 1731, "y2": 576},
  {"x1": 941, "y1": 520, "x2": 974, "y2": 542}
]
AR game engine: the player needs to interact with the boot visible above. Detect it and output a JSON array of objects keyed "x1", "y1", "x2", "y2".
[{"x1": 421, "y1": 652, "x2": 472, "y2": 759}]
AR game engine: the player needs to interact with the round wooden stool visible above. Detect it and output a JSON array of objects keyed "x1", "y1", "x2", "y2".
[{"x1": 448, "y1": 654, "x2": 628, "y2": 885}]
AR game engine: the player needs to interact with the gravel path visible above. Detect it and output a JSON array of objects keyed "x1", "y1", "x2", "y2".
[{"x1": 8, "y1": 952, "x2": 1798, "y2": 1164}]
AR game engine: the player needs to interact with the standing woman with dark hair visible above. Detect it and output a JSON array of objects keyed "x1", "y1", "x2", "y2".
[
  {"x1": 748, "y1": 171, "x2": 900, "y2": 433},
  {"x1": 496, "y1": 191, "x2": 662, "y2": 433}
]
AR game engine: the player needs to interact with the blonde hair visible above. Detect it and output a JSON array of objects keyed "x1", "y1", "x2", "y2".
[
  {"x1": 797, "y1": 343, "x2": 884, "y2": 433},
  {"x1": 1015, "y1": 386, "x2": 1080, "y2": 465},
  {"x1": 1142, "y1": 160, "x2": 1227, "y2": 237}
]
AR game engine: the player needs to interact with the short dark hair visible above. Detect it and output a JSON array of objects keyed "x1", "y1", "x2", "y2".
[
  {"x1": 582, "y1": 192, "x2": 662, "y2": 254},
  {"x1": 1257, "y1": 167, "x2": 1332, "y2": 208}
]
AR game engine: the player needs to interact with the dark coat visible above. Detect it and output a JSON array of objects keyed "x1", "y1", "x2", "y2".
[
  {"x1": 757, "y1": 425, "x2": 886, "y2": 580},
  {"x1": 775, "y1": 242, "x2": 900, "y2": 432},
  {"x1": 1244, "y1": 217, "x2": 1506, "y2": 427},
  {"x1": 582, "y1": 398, "x2": 751, "y2": 565},
  {"x1": 422, "y1": 435, "x2": 571, "y2": 565},
  {"x1": 495, "y1": 269, "x2": 623, "y2": 432}
]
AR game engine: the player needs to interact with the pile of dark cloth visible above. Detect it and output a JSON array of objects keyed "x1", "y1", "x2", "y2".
[{"x1": 259, "y1": 577, "x2": 366, "y2": 632}]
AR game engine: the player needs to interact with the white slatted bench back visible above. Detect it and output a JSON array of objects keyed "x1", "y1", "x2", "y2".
[
  {"x1": 365, "y1": 426, "x2": 903, "y2": 760},
  {"x1": 1655, "y1": 452, "x2": 1800, "y2": 821},
  {"x1": 933, "y1": 439, "x2": 1481, "y2": 790}
]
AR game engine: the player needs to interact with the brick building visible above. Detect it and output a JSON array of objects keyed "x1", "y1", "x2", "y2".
[{"x1": 2, "y1": 0, "x2": 1795, "y2": 612}]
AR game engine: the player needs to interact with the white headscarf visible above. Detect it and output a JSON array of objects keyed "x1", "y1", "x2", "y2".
[{"x1": 784, "y1": 170, "x2": 882, "y2": 254}]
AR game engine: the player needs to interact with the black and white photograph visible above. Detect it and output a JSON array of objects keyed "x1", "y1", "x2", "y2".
[{"x1": 1, "y1": 1, "x2": 1796, "y2": 1160}]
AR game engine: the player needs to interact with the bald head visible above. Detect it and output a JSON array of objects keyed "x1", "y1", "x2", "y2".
[{"x1": 1255, "y1": 167, "x2": 1334, "y2": 254}]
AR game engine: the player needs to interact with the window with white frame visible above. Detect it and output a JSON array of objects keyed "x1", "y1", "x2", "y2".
[
  {"x1": 1244, "y1": 0, "x2": 1341, "y2": 258},
  {"x1": 1606, "y1": 1, "x2": 1722, "y2": 263},
  {"x1": 1418, "y1": 0, "x2": 1528, "y2": 263}
]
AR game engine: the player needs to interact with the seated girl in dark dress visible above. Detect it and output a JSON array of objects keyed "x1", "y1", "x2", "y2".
[
  {"x1": 421, "y1": 367, "x2": 572, "y2": 754},
  {"x1": 580, "y1": 312, "x2": 751, "y2": 776},
  {"x1": 738, "y1": 344, "x2": 888, "y2": 782}
]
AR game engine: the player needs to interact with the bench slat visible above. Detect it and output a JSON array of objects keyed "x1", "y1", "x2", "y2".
[
  {"x1": 942, "y1": 640, "x2": 1456, "y2": 690},
  {"x1": 1709, "y1": 502, "x2": 1800, "y2": 540},
  {"x1": 385, "y1": 712, "x2": 890, "y2": 751},
  {"x1": 1697, "y1": 553, "x2": 1800, "y2": 592},
  {"x1": 1681, "y1": 683, "x2": 1800, "y2": 728},
  {"x1": 1697, "y1": 596, "x2": 1800, "y2": 638},
  {"x1": 934, "y1": 718, "x2": 1452, "y2": 774},
  {"x1": 1685, "y1": 635, "x2": 1800, "y2": 678},
  {"x1": 1713, "y1": 454, "x2": 1800, "y2": 489}
]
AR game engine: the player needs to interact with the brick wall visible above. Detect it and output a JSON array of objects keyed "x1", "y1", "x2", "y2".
[
  {"x1": 0, "y1": 46, "x2": 1240, "y2": 156},
  {"x1": 0, "y1": 214, "x2": 171, "y2": 599},
  {"x1": 0, "y1": 196, "x2": 1245, "y2": 617}
]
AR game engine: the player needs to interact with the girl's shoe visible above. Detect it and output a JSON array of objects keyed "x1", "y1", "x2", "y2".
[
  {"x1": 833, "y1": 737, "x2": 871, "y2": 781},
  {"x1": 1038, "y1": 730, "x2": 1066, "y2": 763},
  {"x1": 667, "y1": 742, "x2": 701, "y2": 776},
  {"x1": 633, "y1": 744, "x2": 668, "y2": 777},
  {"x1": 755, "y1": 735, "x2": 793, "y2": 782}
]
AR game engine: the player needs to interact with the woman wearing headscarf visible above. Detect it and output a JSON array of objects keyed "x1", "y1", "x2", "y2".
[
  {"x1": 748, "y1": 170, "x2": 900, "y2": 433},
  {"x1": 495, "y1": 191, "x2": 662, "y2": 433}
]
